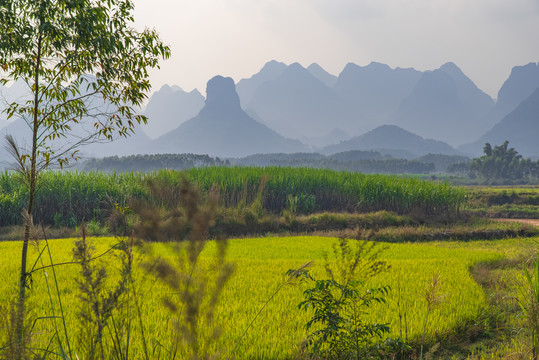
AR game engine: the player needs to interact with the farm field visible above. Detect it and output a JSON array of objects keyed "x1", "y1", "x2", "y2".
[
  {"x1": 2, "y1": 169, "x2": 539, "y2": 358},
  {"x1": 465, "y1": 185, "x2": 539, "y2": 219},
  {"x1": 1, "y1": 235, "x2": 534, "y2": 359},
  {"x1": 0, "y1": 168, "x2": 466, "y2": 227}
]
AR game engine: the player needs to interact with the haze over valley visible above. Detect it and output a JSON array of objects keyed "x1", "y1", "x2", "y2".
[{"x1": 1, "y1": 59, "x2": 539, "y2": 168}]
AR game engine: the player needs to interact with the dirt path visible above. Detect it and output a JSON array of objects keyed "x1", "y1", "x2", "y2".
[{"x1": 494, "y1": 218, "x2": 539, "y2": 226}]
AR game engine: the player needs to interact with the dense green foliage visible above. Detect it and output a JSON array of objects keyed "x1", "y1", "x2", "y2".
[
  {"x1": 469, "y1": 141, "x2": 539, "y2": 183},
  {"x1": 183, "y1": 167, "x2": 466, "y2": 214},
  {"x1": 1, "y1": 167, "x2": 466, "y2": 227}
]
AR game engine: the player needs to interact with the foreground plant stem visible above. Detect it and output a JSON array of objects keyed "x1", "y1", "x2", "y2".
[{"x1": 15, "y1": 31, "x2": 43, "y2": 360}]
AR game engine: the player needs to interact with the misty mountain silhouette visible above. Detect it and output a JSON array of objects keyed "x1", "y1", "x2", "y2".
[
  {"x1": 142, "y1": 84, "x2": 204, "y2": 139},
  {"x1": 487, "y1": 62, "x2": 539, "y2": 127},
  {"x1": 153, "y1": 75, "x2": 306, "y2": 157},
  {"x1": 236, "y1": 60, "x2": 495, "y2": 146},
  {"x1": 392, "y1": 63, "x2": 494, "y2": 146},
  {"x1": 459, "y1": 87, "x2": 539, "y2": 157},
  {"x1": 307, "y1": 63, "x2": 338, "y2": 87},
  {"x1": 0, "y1": 103, "x2": 153, "y2": 168},
  {"x1": 245, "y1": 62, "x2": 345, "y2": 138},
  {"x1": 322, "y1": 125, "x2": 459, "y2": 158},
  {"x1": 300, "y1": 128, "x2": 350, "y2": 148},
  {"x1": 333, "y1": 62, "x2": 422, "y2": 133},
  {"x1": 4, "y1": 60, "x2": 539, "y2": 163},
  {"x1": 236, "y1": 60, "x2": 288, "y2": 107}
]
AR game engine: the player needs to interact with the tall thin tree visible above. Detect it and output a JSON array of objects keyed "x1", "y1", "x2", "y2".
[{"x1": 0, "y1": 0, "x2": 170, "y2": 356}]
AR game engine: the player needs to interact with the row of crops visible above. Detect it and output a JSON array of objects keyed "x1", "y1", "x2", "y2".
[{"x1": 0, "y1": 167, "x2": 467, "y2": 226}]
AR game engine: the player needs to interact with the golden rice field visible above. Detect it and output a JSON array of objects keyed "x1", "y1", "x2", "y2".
[{"x1": 0, "y1": 236, "x2": 532, "y2": 359}]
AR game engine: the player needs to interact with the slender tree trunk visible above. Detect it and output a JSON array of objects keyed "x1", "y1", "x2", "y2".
[{"x1": 15, "y1": 33, "x2": 42, "y2": 359}]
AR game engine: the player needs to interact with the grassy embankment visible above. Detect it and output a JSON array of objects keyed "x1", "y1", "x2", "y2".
[{"x1": 465, "y1": 186, "x2": 539, "y2": 219}]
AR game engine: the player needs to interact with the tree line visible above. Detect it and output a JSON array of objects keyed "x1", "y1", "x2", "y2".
[
  {"x1": 81, "y1": 153, "x2": 229, "y2": 172},
  {"x1": 448, "y1": 141, "x2": 539, "y2": 183},
  {"x1": 82, "y1": 152, "x2": 437, "y2": 174}
]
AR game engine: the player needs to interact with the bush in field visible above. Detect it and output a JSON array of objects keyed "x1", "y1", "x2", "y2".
[
  {"x1": 291, "y1": 239, "x2": 410, "y2": 359},
  {"x1": 297, "y1": 274, "x2": 392, "y2": 359}
]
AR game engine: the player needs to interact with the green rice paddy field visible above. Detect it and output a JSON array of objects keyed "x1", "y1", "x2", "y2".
[{"x1": 1, "y1": 235, "x2": 535, "y2": 359}]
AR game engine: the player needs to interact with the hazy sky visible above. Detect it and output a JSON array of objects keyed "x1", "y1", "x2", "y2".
[{"x1": 133, "y1": 0, "x2": 539, "y2": 99}]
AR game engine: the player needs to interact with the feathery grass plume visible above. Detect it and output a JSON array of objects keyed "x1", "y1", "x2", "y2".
[
  {"x1": 282, "y1": 194, "x2": 298, "y2": 226},
  {"x1": 105, "y1": 195, "x2": 133, "y2": 237},
  {"x1": 420, "y1": 272, "x2": 445, "y2": 360},
  {"x1": 1, "y1": 303, "x2": 32, "y2": 360},
  {"x1": 323, "y1": 237, "x2": 389, "y2": 286},
  {"x1": 134, "y1": 178, "x2": 234, "y2": 360},
  {"x1": 73, "y1": 224, "x2": 132, "y2": 360},
  {"x1": 517, "y1": 253, "x2": 539, "y2": 360}
]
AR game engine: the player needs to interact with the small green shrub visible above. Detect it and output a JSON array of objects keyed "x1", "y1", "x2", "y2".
[
  {"x1": 297, "y1": 275, "x2": 392, "y2": 359},
  {"x1": 84, "y1": 220, "x2": 110, "y2": 237},
  {"x1": 291, "y1": 239, "x2": 409, "y2": 359}
]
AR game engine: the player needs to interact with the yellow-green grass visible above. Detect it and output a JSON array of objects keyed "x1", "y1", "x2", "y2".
[{"x1": 1, "y1": 236, "x2": 529, "y2": 358}]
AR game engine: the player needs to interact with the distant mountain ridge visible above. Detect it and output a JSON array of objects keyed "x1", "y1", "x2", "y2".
[
  {"x1": 333, "y1": 62, "x2": 422, "y2": 132},
  {"x1": 307, "y1": 63, "x2": 338, "y2": 87},
  {"x1": 392, "y1": 64, "x2": 494, "y2": 145},
  {"x1": 152, "y1": 76, "x2": 306, "y2": 157},
  {"x1": 235, "y1": 60, "x2": 288, "y2": 107},
  {"x1": 139, "y1": 60, "x2": 539, "y2": 157},
  {"x1": 245, "y1": 62, "x2": 344, "y2": 139},
  {"x1": 142, "y1": 84, "x2": 204, "y2": 139},
  {"x1": 460, "y1": 87, "x2": 539, "y2": 157},
  {"x1": 237, "y1": 60, "x2": 494, "y2": 146},
  {"x1": 486, "y1": 62, "x2": 539, "y2": 127},
  {"x1": 3, "y1": 59, "x2": 539, "y2": 163},
  {"x1": 322, "y1": 125, "x2": 460, "y2": 158}
]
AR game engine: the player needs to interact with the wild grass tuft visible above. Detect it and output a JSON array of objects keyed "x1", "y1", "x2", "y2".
[
  {"x1": 420, "y1": 273, "x2": 445, "y2": 360},
  {"x1": 73, "y1": 224, "x2": 133, "y2": 360},
  {"x1": 133, "y1": 178, "x2": 235, "y2": 359}
]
